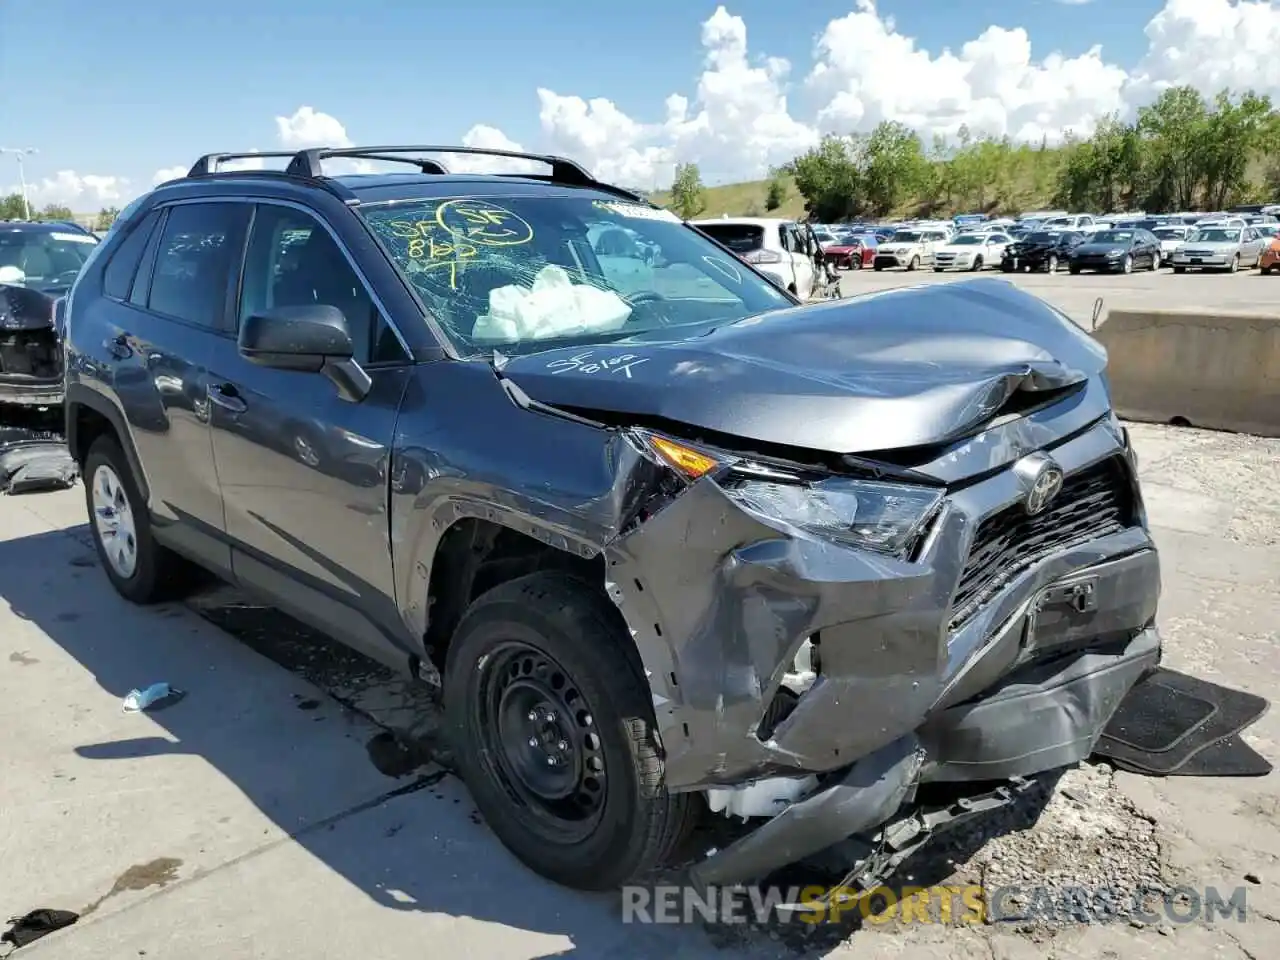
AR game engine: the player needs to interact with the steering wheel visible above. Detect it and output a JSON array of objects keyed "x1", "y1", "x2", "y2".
[{"x1": 622, "y1": 290, "x2": 675, "y2": 325}]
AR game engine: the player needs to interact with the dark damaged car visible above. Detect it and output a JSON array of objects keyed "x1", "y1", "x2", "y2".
[
  {"x1": 0, "y1": 221, "x2": 98, "y2": 406},
  {"x1": 64, "y1": 146, "x2": 1166, "y2": 894}
]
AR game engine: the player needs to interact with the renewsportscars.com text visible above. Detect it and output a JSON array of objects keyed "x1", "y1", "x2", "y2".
[{"x1": 620, "y1": 884, "x2": 1251, "y2": 926}]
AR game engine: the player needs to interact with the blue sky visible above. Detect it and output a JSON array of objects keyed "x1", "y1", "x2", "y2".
[{"x1": 0, "y1": 0, "x2": 1263, "y2": 207}]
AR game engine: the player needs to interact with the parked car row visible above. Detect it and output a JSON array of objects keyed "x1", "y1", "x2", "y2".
[{"x1": 998, "y1": 224, "x2": 1279, "y2": 275}]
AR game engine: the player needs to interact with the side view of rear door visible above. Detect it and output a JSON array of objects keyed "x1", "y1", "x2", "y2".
[
  {"x1": 774, "y1": 223, "x2": 800, "y2": 294},
  {"x1": 785, "y1": 224, "x2": 815, "y2": 298},
  {"x1": 84, "y1": 200, "x2": 248, "y2": 576}
]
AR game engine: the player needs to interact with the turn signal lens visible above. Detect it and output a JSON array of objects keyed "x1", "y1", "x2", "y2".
[{"x1": 647, "y1": 435, "x2": 722, "y2": 479}]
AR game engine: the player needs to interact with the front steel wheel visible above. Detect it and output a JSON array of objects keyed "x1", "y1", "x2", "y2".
[
  {"x1": 445, "y1": 571, "x2": 693, "y2": 890},
  {"x1": 473, "y1": 640, "x2": 609, "y2": 843}
]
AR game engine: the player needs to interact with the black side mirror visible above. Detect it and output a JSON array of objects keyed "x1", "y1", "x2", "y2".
[{"x1": 238, "y1": 304, "x2": 370, "y2": 402}]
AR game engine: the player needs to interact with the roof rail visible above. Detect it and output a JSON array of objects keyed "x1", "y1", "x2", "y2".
[
  {"x1": 184, "y1": 145, "x2": 653, "y2": 205},
  {"x1": 187, "y1": 152, "x2": 301, "y2": 177},
  {"x1": 284, "y1": 145, "x2": 598, "y2": 186}
]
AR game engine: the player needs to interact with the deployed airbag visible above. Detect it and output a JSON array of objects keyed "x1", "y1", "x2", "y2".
[{"x1": 472, "y1": 265, "x2": 633, "y2": 341}]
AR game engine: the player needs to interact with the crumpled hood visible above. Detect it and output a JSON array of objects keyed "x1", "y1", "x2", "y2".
[
  {"x1": 1007, "y1": 239, "x2": 1056, "y2": 253},
  {"x1": 499, "y1": 278, "x2": 1108, "y2": 455},
  {"x1": 0, "y1": 283, "x2": 57, "y2": 331}
]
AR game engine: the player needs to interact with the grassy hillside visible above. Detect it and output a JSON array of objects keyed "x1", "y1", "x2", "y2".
[
  {"x1": 648, "y1": 154, "x2": 1274, "y2": 221},
  {"x1": 648, "y1": 177, "x2": 809, "y2": 220}
]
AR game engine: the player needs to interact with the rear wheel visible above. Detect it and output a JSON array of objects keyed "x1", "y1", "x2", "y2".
[
  {"x1": 1228, "y1": 254, "x2": 1239, "y2": 274},
  {"x1": 84, "y1": 435, "x2": 191, "y2": 604},
  {"x1": 971, "y1": 256, "x2": 983, "y2": 272},
  {"x1": 907, "y1": 255, "x2": 920, "y2": 271},
  {"x1": 445, "y1": 571, "x2": 692, "y2": 890},
  {"x1": 1122, "y1": 254, "x2": 1133, "y2": 274},
  {"x1": 1047, "y1": 255, "x2": 1059, "y2": 273}
]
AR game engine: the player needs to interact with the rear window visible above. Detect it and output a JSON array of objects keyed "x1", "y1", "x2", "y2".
[{"x1": 697, "y1": 223, "x2": 765, "y2": 253}]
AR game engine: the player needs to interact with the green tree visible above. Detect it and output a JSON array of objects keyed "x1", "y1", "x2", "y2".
[
  {"x1": 1137, "y1": 86, "x2": 1210, "y2": 210},
  {"x1": 95, "y1": 206, "x2": 121, "y2": 231},
  {"x1": 1199, "y1": 90, "x2": 1273, "y2": 209},
  {"x1": 0, "y1": 194, "x2": 29, "y2": 219},
  {"x1": 669, "y1": 162, "x2": 707, "y2": 220},
  {"x1": 764, "y1": 168, "x2": 788, "y2": 211},
  {"x1": 787, "y1": 135, "x2": 863, "y2": 221},
  {"x1": 861, "y1": 121, "x2": 931, "y2": 216},
  {"x1": 39, "y1": 203, "x2": 76, "y2": 222}
]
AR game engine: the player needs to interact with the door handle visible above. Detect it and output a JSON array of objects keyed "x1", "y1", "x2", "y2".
[
  {"x1": 207, "y1": 383, "x2": 247, "y2": 414},
  {"x1": 104, "y1": 333, "x2": 132, "y2": 359}
]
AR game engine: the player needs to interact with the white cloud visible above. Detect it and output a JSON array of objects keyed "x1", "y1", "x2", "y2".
[
  {"x1": 152, "y1": 165, "x2": 187, "y2": 184},
  {"x1": 808, "y1": 1, "x2": 1130, "y2": 145},
  {"x1": 54, "y1": 0, "x2": 1280, "y2": 202},
  {"x1": 1123, "y1": 0, "x2": 1280, "y2": 109},
  {"x1": 2, "y1": 170, "x2": 128, "y2": 211},
  {"x1": 531, "y1": 0, "x2": 1280, "y2": 185}
]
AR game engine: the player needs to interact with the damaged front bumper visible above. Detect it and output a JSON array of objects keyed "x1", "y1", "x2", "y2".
[{"x1": 606, "y1": 416, "x2": 1161, "y2": 886}]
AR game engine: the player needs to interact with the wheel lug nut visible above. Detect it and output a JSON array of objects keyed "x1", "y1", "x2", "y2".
[
  {"x1": 528, "y1": 737, "x2": 538, "y2": 747},
  {"x1": 546, "y1": 756, "x2": 557, "y2": 766},
  {"x1": 557, "y1": 740, "x2": 568, "y2": 751},
  {"x1": 527, "y1": 710, "x2": 537, "y2": 721},
  {"x1": 545, "y1": 711, "x2": 556, "y2": 722}
]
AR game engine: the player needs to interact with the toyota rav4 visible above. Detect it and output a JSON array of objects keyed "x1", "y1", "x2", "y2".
[{"x1": 63, "y1": 145, "x2": 1163, "y2": 895}]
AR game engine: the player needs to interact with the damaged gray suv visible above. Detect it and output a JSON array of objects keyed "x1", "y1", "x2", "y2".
[{"x1": 64, "y1": 145, "x2": 1161, "y2": 894}]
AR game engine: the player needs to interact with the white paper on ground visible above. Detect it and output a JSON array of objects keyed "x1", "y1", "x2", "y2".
[{"x1": 472, "y1": 265, "x2": 633, "y2": 341}]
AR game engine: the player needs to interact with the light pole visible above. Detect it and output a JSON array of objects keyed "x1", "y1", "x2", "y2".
[{"x1": 0, "y1": 147, "x2": 38, "y2": 220}]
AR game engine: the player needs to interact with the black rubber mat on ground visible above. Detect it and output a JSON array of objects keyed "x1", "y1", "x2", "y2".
[{"x1": 1092, "y1": 668, "x2": 1272, "y2": 776}]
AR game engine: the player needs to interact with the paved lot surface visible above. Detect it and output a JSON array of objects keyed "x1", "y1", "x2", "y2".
[
  {"x1": 835, "y1": 262, "x2": 1280, "y2": 326},
  {"x1": 1, "y1": 424, "x2": 1277, "y2": 958}
]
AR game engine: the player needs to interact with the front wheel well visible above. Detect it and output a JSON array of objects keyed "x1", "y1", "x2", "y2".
[{"x1": 422, "y1": 518, "x2": 615, "y2": 672}]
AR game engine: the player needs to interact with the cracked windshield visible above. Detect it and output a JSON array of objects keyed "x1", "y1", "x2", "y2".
[{"x1": 361, "y1": 196, "x2": 790, "y2": 356}]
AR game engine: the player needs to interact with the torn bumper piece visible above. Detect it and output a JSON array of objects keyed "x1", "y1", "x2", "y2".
[{"x1": 689, "y1": 626, "x2": 1161, "y2": 890}]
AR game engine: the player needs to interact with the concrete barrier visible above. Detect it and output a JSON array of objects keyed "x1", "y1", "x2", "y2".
[{"x1": 1094, "y1": 309, "x2": 1280, "y2": 437}]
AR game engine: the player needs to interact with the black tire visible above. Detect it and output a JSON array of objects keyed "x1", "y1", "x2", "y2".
[
  {"x1": 83, "y1": 435, "x2": 191, "y2": 604},
  {"x1": 971, "y1": 256, "x2": 983, "y2": 272},
  {"x1": 1174, "y1": 266, "x2": 1186, "y2": 274},
  {"x1": 873, "y1": 263, "x2": 884, "y2": 272},
  {"x1": 1069, "y1": 265, "x2": 1081, "y2": 275},
  {"x1": 1228, "y1": 254, "x2": 1239, "y2": 274},
  {"x1": 907, "y1": 255, "x2": 920, "y2": 271},
  {"x1": 444, "y1": 571, "x2": 692, "y2": 891},
  {"x1": 933, "y1": 267, "x2": 944, "y2": 273}
]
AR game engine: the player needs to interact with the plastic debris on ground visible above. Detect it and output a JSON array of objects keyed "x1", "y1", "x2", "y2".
[
  {"x1": 122, "y1": 682, "x2": 187, "y2": 713},
  {"x1": 1, "y1": 908, "x2": 79, "y2": 954},
  {"x1": 0, "y1": 427, "x2": 78, "y2": 495}
]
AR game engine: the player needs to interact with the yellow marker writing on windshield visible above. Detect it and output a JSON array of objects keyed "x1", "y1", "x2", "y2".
[{"x1": 436, "y1": 199, "x2": 533, "y2": 247}]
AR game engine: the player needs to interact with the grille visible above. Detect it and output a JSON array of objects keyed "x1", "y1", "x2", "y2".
[{"x1": 948, "y1": 457, "x2": 1135, "y2": 632}]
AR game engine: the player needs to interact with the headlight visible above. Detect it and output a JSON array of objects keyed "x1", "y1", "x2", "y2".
[
  {"x1": 1108, "y1": 249, "x2": 1124, "y2": 256},
  {"x1": 630, "y1": 429, "x2": 944, "y2": 557},
  {"x1": 722, "y1": 477, "x2": 941, "y2": 557}
]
